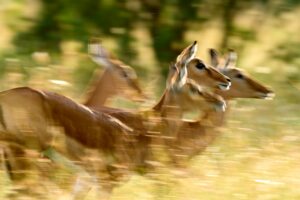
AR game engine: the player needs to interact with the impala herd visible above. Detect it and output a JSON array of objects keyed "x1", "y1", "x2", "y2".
[{"x1": 0, "y1": 40, "x2": 274, "y2": 199}]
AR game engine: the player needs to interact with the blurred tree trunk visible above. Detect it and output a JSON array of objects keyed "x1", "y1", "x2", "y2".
[
  {"x1": 141, "y1": 0, "x2": 199, "y2": 78},
  {"x1": 220, "y1": 0, "x2": 237, "y2": 49}
]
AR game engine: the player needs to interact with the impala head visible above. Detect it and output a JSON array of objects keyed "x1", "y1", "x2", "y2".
[
  {"x1": 167, "y1": 41, "x2": 231, "y2": 91},
  {"x1": 209, "y1": 49, "x2": 274, "y2": 100},
  {"x1": 88, "y1": 41, "x2": 146, "y2": 101},
  {"x1": 169, "y1": 65, "x2": 226, "y2": 113}
]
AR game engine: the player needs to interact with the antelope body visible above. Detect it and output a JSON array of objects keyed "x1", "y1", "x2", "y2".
[
  {"x1": 64, "y1": 41, "x2": 229, "y2": 168},
  {"x1": 0, "y1": 87, "x2": 141, "y2": 170},
  {"x1": 0, "y1": 42, "x2": 229, "y2": 199},
  {"x1": 84, "y1": 42, "x2": 228, "y2": 164},
  {"x1": 0, "y1": 42, "x2": 227, "y2": 190}
]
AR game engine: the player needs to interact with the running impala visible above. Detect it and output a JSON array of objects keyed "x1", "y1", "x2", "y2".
[{"x1": 166, "y1": 49, "x2": 274, "y2": 166}]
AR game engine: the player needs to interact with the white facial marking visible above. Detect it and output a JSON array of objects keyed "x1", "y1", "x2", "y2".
[
  {"x1": 215, "y1": 101, "x2": 226, "y2": 112},
  {"x1": 218, "y1": 82, "x2": 231, "y2": 91}
]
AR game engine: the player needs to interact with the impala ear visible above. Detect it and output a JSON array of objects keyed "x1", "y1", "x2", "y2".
[
  {"x1": 176, "y1": 66, "x2": 188, "y2": 89},
  {"x1": 169, "y1": 64, "x2": 187, "y2": 90},
  {"x1": 88, "y1": 39, "x2": 115, "y2": 68},
  {"x1": 224, "y1": 49, "x2": 237, "y2": 68},
  {"x1": 176, "y1": 41, "x2": 198, "y2": 68},
  {"x1": 166, "y1": 62, "x2": 179, "y2": 88},
  {"x1": 209, "y1": 48, "x2": 220, "y2": 68}
]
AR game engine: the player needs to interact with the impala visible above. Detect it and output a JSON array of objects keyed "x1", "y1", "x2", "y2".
[
  {"x1": 66, "y1": 63, "x2": 227, "y2": 171},
  {"x1": 84, "y1": 41, "x2": 146, "y2": 108},
  {"x1": 64, "y1": 41, "x2": 231, "y2": 166},
  {"x1": 166, "y1": 49, "x2": 274, "y2": 165},
  {"x1": 0, "y1": 43, "x2": 227, "y2": 199},
  {"x1": 85, "y1": 41, "x2": 230, "y2": 111},
  {"x1": 0, "y1": 87, "x2": 138, "y2": 156},
  {"x1": 85, "y1": 41, "x2": 230, "y2": 119},
  {"x1": 0, "y1": 40, "x2": 231, "y2": 199}
]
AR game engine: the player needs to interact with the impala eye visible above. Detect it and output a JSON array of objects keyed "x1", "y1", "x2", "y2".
[
  {"x1": 195, "y1": 62, "x2": 205, "y2": 70},
  {"x1": 123, "y1": 68, "x2": 137, "y2": 79},
  {"x1": 236, "y1": 73, "x2": 244, "y2": 79},
  {"x1": 122, "y1": 71, "x2": 128, "y2": 78}
]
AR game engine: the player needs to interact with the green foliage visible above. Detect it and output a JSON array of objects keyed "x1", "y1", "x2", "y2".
[
  {"x1": 271, "y1": 41, "x2": 300, "y2": 64},
  {"x1": 270, "y1": 41, "x2": 300, "y2": 83},
  {"x1": 73, "y1": 56, "x2": 99, "y2": 93},
  {"x1": 9, "y1": 0, "x2": 300, "y2": 80}
]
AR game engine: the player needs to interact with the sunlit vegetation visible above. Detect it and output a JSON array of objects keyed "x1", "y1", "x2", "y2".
[{"x1": 0, "y1": 0, "x2": 299, "y2": 199}]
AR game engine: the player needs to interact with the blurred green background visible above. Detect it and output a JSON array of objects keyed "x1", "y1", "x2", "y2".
[{"x1": 0, "y1": 0, "x2": 300, "y2": 199}]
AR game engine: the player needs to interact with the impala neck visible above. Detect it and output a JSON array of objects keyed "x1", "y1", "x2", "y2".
[
  {"x1": 154, "y1": 88, "x2": 231, "y2": 127},
  {"x1": 152, "y1": 89, "x2": 183, "y2": 119},
  {"x1": 214, "y1": 90, "x2": 235, "y2": 101},
  {"x1": 152, "y1": 90, "x2": 166, "y2": 111},
  {"x1": 150, "y1": 88, "x2": 185, "y2": 141},
  {"x1": 84, "y1": 69, "x2": 117, "y2": 108},
  {"x1": 202, "y1": 101, "x2": 230, "y2": 127}
]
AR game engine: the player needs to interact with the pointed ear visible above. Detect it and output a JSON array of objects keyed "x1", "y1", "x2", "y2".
[
  {"x1": 209, "y1": 48, "x2": 220, "y2": 68},
  {"x1": 224, "y1": 49, "x2": 237, "y2": 68},
  {"x1": 88, "y1": 39, "x2": 115, "y2": 68},
  {"x1": 169, "y1": 64, "x2": 187, "y2": 90},
  {"x1": 176, "y1": 41, "x2": 198, "y2": 67},
  {"x1": 166, "y1": 62, "x2": 179, "y2": 88},
  {"x1": 176, "y1": 66, "x2": 188, "y2": 88}
]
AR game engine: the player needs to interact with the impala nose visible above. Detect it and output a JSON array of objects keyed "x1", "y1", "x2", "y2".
[
  {"x1": 264, "y1": 92, "x2": 275, "y2": 100},
  {"x1": 257, "y1": 90, "x2": 275, "y2": 100},
  {"x1": 218, "y1": 82, "x2": 231, "y2": 91}
]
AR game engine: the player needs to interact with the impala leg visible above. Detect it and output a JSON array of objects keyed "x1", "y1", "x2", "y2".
[
  {"x1": 0, "y1": 147, "x2": 13, "y2": 185},
  {"x1": 42, "y1": 147, "x2": 105, "y2": 199},
  {"x1": 64, "y1": 137, "x2": 87, "y2": 160}
]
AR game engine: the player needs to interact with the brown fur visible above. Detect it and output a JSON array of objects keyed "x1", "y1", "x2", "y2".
[
  {"x1": 85, "y1": 42, "x2": 227, "y2": 168},
  {"x1": 84, "y1": 43, "x2": 145, "y2": 108},
  {"x1": 67, "y1": 42, "x2": 227, "y2": 170},
  {"x1": 166, "y1": 49, "x2": 274, "y2": 166},
  {"x1": 0, "y1": 43, "x2": 227, "y2": 194},
  {"x1": 0, "y1": 87, "x2": 141, "y2": 170}
]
